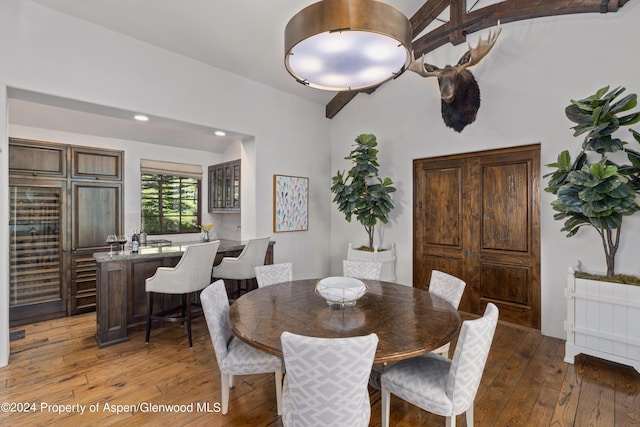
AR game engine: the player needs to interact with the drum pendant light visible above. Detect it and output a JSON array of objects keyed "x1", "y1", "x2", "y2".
[{"x1": 284, "y1": 0, "x2": 412, "y2": 91}]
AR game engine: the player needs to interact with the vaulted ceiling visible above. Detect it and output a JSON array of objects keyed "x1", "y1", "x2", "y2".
[
  {"x1": 325, "y1": 0, "x2": 629, "y2": 118},
  {"x1": 30, "y1": 0, "x2": 629, "y2": 113},
  {"x1": 12, "y1": 0, "x2": 629, "y2": 150}
]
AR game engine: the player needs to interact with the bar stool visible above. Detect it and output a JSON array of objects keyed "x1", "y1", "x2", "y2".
[
  {"x1": 212, "y1": 237, "x2": 270, "y2": 299},
  {"x1": 145, "y1": 240, "x2": 219, "y2": 347}
]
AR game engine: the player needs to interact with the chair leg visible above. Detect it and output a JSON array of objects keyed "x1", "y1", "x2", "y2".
[
  {"x1": 466, "y1": 406, "x2": 474, "y2": 427},
  {"x1": 274, "y1": 369, "x2": 283, "y2": 416},
  {"x1": 235, "y1": 280, "x2": 244, "y2": 299},
  {"x1": 446, "y1": 415, "x2": 456, "y2": 427},
  {"x1": 145, "y1": 292, "x2": 153, "y2": 343},
  {"x1": 381, "y1": 388, "x2": 391, "y2": 427},
  {"x1": 181, "y1": 294, "x2": 187, "y2": 323},
  {"x1": 186, "y1": 293, "x2": 193, "y2": 348},
  {"x1": 221, "y1": 372, "x2": 230, "y2": 415}
]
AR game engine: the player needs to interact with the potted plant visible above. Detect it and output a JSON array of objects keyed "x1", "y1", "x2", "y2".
[
  {"x1": 331, "y1": 133, "x2": 396, "y2": 250},
  {"x1": 331, "y1": 134, "x2": 397, "y2": 280},
  {"x1": 545, "y1": 85, "x2": 640, "y2": 278},
  {"x1": 545, "y1": 85, "x2": 640, "y2": 372}
]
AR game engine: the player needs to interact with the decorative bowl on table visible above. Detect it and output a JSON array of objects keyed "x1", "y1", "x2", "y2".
[{"x1": 315, "y1": 276, "x2": 367, "y2": 308}]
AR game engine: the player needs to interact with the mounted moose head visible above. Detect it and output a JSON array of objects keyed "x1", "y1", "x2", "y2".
[{"x1": 409, "y1": 23, "x2": 502, "y2": 132}]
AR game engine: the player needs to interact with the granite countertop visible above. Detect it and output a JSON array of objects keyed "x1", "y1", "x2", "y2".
[{"x1": 93, "y1": 239, "x2": 250, "y2": 263}]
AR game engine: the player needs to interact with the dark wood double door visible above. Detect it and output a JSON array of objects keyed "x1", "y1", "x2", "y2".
[{"x1": 414, "y1": 144, "x2": 540, "y2": 329}]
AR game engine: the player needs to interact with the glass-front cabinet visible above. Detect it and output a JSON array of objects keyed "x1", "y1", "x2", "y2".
[
  {"x1": 9, "y1": 182, "x2": 67, "y2": 323},
  {"x1": 208, "y1": 160, "x2": 240, "y2": 212}
]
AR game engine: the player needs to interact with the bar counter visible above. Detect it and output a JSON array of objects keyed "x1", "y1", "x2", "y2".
[{"x1": 93, "y1": 239, "x2": 274, "y2": 347}]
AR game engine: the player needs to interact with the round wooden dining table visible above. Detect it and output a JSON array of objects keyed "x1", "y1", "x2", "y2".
[{"x1": 229, "y1": 279, "x2": 462, "y2": 364}]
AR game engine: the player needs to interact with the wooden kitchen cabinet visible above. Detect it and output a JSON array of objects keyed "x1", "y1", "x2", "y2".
[
  {"x1": 70, "y1": 253, "x2": 99, "y2": 315},
  {"x1": 9, "y1": 138, "x2": 123, "y2": 325},
  {"x1": 71, "y1": 146, "x2": 123, "y2": 180},
  {"x1": 9, "y1": 139, "x2": 67, "y2": 177},
  {"x1": 208, "y1": 160, "x2": 240, "y2": 212}
]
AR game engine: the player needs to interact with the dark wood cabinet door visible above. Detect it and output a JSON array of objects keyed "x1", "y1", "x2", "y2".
[
  {"x1": 70, "y1": 253, "x2": 98, "y2": 315},
  {"x1": 414, "y1": 144, "x2": 541, "y2": 329},
  {"x1": 71, "y1": 146, "x2": 123, "y2": 180},
  {"x1": 71, "y1": 181, "x2": 122, "y2": 253},
  {"x1": 96, "y1": 260, "x2": 128, "y2": 347},
  {"x1": 9, "y1": 138, "x2": 67, "y2": 177}
]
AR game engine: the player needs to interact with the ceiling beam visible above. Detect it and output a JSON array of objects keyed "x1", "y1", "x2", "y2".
[
  {"x1": 325, "y1": 0, "x2": 627, "y2": 119},
  {"x1": 326, "y1": 0, "x2": 451, "y2": 119},
  {"x1": 410, "y1": 0, "x2": 450, "y2": 36}
]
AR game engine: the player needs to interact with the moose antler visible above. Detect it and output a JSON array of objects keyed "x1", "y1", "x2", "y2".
[
  {"x1": 456, "y1": 21, "x2": 502, "y2": 70},
  {"x1": 407, "y1": 54, "x2": 441, "y2": 77},
  {"x1": 408, "y1": 21, "x2": 502, "y2": 77}
]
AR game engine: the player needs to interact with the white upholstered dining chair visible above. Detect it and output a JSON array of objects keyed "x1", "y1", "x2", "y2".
[
  {"x1": 381, "y1": 303, "x2": 499, "y2": 427},
  {"x1": 145, "y1": 240, "x2": 219, "y2": 348},
  {"x1": 200, "y1": 280, "x2": 283, "y2": 415},
  {"x1": 212, "y1": 236, "x2": 270, "y2": 298},
  {"x1": 429, "y1": 270, "x2": 467, "y2": 357},
  {"x1": 342, "y1": 260, "x2": 383, "y2": 280},
  {"x1": 280, "y1": 331, "x2": 378, "y2": 427},
  {"x1": 255, "y1": 262, "x2": 293, "y2": 288}
]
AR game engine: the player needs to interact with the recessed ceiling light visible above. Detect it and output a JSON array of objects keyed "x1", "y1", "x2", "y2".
[
  {"x1": 214, "y1": 131, "x2": 226, "y2": 136},
  {"x1": 134, "y1": 114, "x2": 149, "y2": 121}
]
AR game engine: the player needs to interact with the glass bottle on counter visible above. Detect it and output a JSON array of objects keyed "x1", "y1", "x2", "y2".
[{"x1": 131, "y1": 232, "x2": 139, "y2": 253}]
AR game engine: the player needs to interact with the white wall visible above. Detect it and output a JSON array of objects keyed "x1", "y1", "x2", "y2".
[
  {"x1": 0, "y1": 0, "x2": 332, "y2": 366},
  {"x1": 329, "y1": 4, "x2": 640, "y2": 339}
]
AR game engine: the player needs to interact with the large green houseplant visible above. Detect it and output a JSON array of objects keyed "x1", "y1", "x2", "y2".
[
  {"x1": 545, "y1": 85, "x2": 640, "y2": 278},
  {"x1": 331, "y1": 133, "x2": 396, "y2": 250}
]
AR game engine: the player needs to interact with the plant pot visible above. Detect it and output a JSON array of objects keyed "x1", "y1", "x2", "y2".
[
  {"x1": 565, "y1": 265, "x2": 640, "y2": 373},
  {"x1": 347, "y1": 243, "x2": 396, "y2": 282}
]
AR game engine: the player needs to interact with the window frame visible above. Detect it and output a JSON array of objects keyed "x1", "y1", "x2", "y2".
[{"x1": 140, "y1": 173, "x2": 202, "y2": 235}]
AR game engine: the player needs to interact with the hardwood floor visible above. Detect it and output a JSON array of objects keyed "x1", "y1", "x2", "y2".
[{"x1": 1, "y1": 312, "x2": 639, "y2": 426}]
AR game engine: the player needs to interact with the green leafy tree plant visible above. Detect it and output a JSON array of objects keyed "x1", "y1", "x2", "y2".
[
  {"x1": 331, "y1": 134, "x2": 396, "y2": 250},
  {"x1": 545, "y1": 86, "x2": 640, "y2": 278}
]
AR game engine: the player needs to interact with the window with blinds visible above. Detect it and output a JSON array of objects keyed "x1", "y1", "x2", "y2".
[{"x1": 140, "y1": 160, "x2": 202, "y2": 234}]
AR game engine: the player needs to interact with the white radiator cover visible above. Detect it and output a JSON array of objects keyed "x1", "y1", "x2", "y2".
[{"x1": 565, "y1": 267, "x2": 640, "y2": 373}]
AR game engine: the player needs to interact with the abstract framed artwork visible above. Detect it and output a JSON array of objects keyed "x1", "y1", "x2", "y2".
[{"x1": 273, "y1": 174, "x2": 309, "y2": 232}]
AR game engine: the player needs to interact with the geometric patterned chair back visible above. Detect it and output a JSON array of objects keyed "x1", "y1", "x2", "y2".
[
  {"x1": 200, "y1": 279, "x2": 234, "y2": 369},
  {"x1": 255, "y1": 262, "x2": 293, "y2": 288},
  {"x1": 379, "y1": 303, "x2": 499, "y2": 427},
  {"x1": 447, "y1": 303, "x2": 499, "y2": 414},
  {"x1": 201, "y1": 280, "x2": 284, "y2": 415},
  {"x1": 429, "y1": 270, "x2": 466, "y2": 309},
  {"x1": 342, "y1": 260, "x2": 383, "y2": 280},
  {"x1": 280, "y1": 331, "x2": 378, "y2": 427}
]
